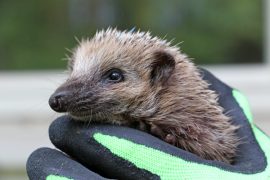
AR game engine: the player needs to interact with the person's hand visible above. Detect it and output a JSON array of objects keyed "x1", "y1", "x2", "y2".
[{"x1": 26, "y1": 69, "x2": 270, "y2": 180}]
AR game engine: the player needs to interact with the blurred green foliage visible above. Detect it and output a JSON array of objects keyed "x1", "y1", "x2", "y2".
[{"x1": 0, "y1": 0, "x2": 263, "y2": 70}]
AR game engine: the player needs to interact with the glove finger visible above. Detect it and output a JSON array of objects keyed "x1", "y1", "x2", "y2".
[
  {"x1": 26, "y1": 147, "x2": 109, "y2": 180},
  {"x1": 49, "y1": 116, "x2": 161, "y2": 180}
]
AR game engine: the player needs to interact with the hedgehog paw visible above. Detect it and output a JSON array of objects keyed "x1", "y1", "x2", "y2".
[{"x1": 165, "y1": 134, "x2": 176, "y2": 145}]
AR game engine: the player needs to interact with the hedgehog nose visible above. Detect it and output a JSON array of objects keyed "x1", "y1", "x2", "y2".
[{"x1": 49, "y1": 91, "x2": 70, "y2": 112}]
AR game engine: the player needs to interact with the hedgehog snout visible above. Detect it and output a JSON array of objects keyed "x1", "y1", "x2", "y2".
[{"x1": 49, "y1": 91, "x2": 71, "y2": 112}]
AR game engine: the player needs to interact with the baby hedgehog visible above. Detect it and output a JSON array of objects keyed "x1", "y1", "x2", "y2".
[{"x1": 49, "y1": 29, "x2": 239, "y2": 164}]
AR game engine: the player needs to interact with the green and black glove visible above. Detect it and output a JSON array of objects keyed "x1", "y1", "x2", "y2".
[{"x1": 26, "y1": 69, "x2": 270, "y2": 180}]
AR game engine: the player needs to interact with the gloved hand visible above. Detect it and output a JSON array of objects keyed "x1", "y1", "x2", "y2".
[{"x1": 26, "y1": 69, "x2": 270, "y2": 180}]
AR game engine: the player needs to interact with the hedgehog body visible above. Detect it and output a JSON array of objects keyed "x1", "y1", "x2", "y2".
[{"x1": 49, "y1": 29, "x2": 239, "y2": 164}]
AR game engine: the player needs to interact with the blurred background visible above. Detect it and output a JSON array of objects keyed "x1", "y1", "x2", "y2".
[{"x1": 0, "y1": 0, "x2": 269, "y2": 179}]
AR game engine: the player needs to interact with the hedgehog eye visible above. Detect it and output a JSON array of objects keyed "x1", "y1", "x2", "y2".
[{"x1": 105, "y1": 69, "x2": 124, "y2": 83}]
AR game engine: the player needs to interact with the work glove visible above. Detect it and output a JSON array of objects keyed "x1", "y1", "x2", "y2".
[{"x1": 26, "y1": 69, "x2": 270, "y2": 180}]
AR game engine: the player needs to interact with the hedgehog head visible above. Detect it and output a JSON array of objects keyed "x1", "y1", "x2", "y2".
[{"x1": 49, "y1": 29, "x2": 179, "y2": 123}]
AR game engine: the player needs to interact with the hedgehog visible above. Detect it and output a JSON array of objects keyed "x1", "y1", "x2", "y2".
[{"x1": 49, "y1": 28, "x2": 239, "y2": 164}]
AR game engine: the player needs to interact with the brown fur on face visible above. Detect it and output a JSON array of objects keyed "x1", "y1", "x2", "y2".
[{"x1": 51, "y1": 28, "x2": 239, "y2": 164}]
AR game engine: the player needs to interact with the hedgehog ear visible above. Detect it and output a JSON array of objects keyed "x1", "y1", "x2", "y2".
[{"x1": 150, "y1": 50, "x2": 176, "y2": 85}]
